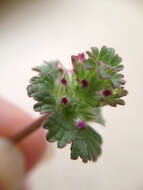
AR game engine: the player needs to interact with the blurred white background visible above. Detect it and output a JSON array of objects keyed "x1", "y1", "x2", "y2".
[{"x1": 0, "y1": 0, "x2": 143, "y2": 189}]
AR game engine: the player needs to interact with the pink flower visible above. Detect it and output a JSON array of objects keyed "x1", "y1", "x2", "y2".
[
  {"x1": 55, "y1": 61, "x2": 61, "y2": 68},
  {"x1": 81, "y1": 79, "x2": 88, "y2": 88},
  {"x1": 61, "y1": 97, "x2": 68, "y2": 105},
  {"x1": 77, "y1": 120, "x2": 86, "y2": 130},
  {"x1": 78, "y1": 53, "x2": 85, "y2": 62},
  {"x1": 61, "y1": 78, "x2": 67, "y2": 86},
  {"x1": 103, "y1": 90, "x2": 112, "y2": 97},
  {"x1": 100, "y1": 61, "x2": 106, "y2": 66},
  {"x1": 68, "y1": 69, "x2": 73, "y2": 75}
]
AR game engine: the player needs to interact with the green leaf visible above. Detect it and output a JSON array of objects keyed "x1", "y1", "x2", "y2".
[
  {"x1": 91, "y1": 47, "x2": 99, "y2": 58},
  {"x1": 100, "y1": 46, "x2": 108, "y2": 57},
  {"x1": 43, "y1": 112, "x2": 74, "y2": 144},
  {"x1": 109, "y1": 54, "x2": 122, "y2": 66},
  {"x1": 94, "y1": 108, "x2": 105, "y2": 126},
  {"x1": 114, "y1": 64, "x2": 124, "y2": 72},
  {"x1": 86, "y1": 58, "x2": 95, "y2": 68},
  {"x1": 44, "y1": 112, "x2": 102, "y2": 162},
  {"x1": 71, "y1": 125, "x2": 102, "y2": 162},
  {"x1": 99, "y1": 46, "x2": 115, "y2": 63}
]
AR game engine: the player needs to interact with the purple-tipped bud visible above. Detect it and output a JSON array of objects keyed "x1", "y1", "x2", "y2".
[
  {"x1": 121, "y1": 79, "x2": 126, "y2": 85},
  {"x1": 61, "y1": 97, "x2": 68, "y2": 105},
  {"x1": 81, "y1": 79, "x2": 88, "y2": 88},
  {"x1": 61, "y1": 78, "x2": 67, "y2": 86},
  {"x1": 77, "y1": 120, "x2": 86, "y2": 130},
  {"x1": 119, "y1": 90, "x2": 128, "y2": 97},
  {"x1": 103, "y1": 90, "x2": 112, "y2": 97},
  {"x1": 78, "y1": 53, "x2": 85, "y2": 62}
]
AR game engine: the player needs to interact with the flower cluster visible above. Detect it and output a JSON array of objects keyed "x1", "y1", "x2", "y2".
[
  {"x1": 55, "y1": 47, "x2": 127, "y2": 130},
  {"x1": 27, "y1": 46, "x2": 128, "y2": 163}
]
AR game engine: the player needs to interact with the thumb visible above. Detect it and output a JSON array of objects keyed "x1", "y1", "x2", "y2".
[{"x1": 0, "y1": 138, "x2": 25, "y2": 190}]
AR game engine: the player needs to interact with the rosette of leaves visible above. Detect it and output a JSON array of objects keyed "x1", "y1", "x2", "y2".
[{"x1": 27, "y1": 46, "x2": 128, "y2": 163}]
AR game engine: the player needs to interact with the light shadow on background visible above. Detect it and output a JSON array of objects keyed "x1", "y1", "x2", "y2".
[
  {"x1": 0, "y1": 0, "x2": 143, "y2": 21},
  {"x1": 0, "y1": 0, "x2": 36, "y2": 17},
  {"x1": 0, "y1": 0, "x2": 55, "y2": 21}
]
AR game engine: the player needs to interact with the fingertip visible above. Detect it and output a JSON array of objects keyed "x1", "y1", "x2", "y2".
[{"x1": 0, "y1": 98, "x2": 47, "y2": 172}]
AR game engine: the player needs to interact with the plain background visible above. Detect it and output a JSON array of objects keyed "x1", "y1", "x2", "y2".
[{"x1": 0, "y1": 0, "x2": 142, "y2": 189}]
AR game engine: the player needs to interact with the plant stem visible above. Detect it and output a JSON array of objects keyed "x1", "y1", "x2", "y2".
[{"x1": 10, "y1": 112, "x2": 52, "y2": 144}]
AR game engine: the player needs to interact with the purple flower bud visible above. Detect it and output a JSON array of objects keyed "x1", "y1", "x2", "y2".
[
  {"x1": 77, "y1": 120, "x2": 86, "y2": 130},
  {"x1": 61, "y1": 78, "x2": 67, "y2": 86},
  {"x1": 121, "y1": 79, "x2": 126, "y2": 85},
  {"x1": 61, "y1": 97, "x2": 68, "y2": 105},
  {"x1": 103, "y1": 90, "x2": 112, "y2": 97},
  {"x1": 78, "y1": 53, "x2": 85, "y2": 62},
  {"x1": 81, "y1": 79, "x2": 88, "y2": 88}
]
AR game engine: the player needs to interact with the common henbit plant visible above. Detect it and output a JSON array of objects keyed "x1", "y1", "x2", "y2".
[{"x1": 11, "y1": 46, "x2": 128, "y2": 163}]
